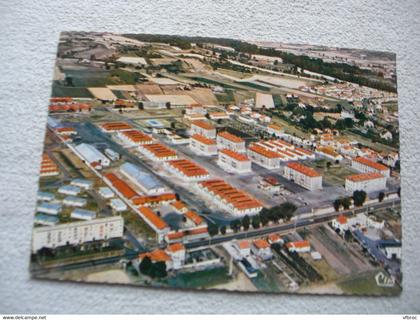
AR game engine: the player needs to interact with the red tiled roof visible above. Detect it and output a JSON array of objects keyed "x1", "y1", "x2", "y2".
[
  {"x1": 138, "y1": 206, "x2": 168, "y2": 230},
  {"x1": 219, "y1": 149, "x2": 249, "y2": 162},
  {"x1": 218, "y1": 131, "x2": 244, "y2": 143},
  {"x1": 346, "y1": 172, "x2": 384, "y2": 182},
  {"x1": 287, "y1": 162, "x2": 321, "y2": 177},
  {"x1": 191, "y1": 120, "x2": 215, "y2": 130},
  {"x1": 353, "y1": 157, "x2": 389, "y2": 171},
  {"x1": 191, "y1": 134, "x2": 216, "y2": 145}
]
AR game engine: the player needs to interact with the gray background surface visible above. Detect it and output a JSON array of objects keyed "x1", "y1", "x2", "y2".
[{"x1": 0, "y1": 0, "x2": 419, "y2": 314}]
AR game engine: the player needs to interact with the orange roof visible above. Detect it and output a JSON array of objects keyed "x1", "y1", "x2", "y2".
[
  {"x1": 191, "y1": 120, "x2": 215, "y2": 130},
  {"x1": 131, "y1": 193, "x2": 176, "y2": 206},
  {"x1": 238, "y1": 240, "x2": 250, "y2": 249},
  {"x1": 317, "y1": 146, "x2": 340, "y2": 157},
  {"x1": 141, "y1": 143, "x2": 177, "y2": 158},
  {"x1": 295, "y1": 147, "x2": 313, "y2": 156},
  {"x1": 336, "y1": 215, "x2": 348, "y2": 225},
  {"x1": 287, "y1": 162, "x2": 321, "y2": 177},
  {"x1": 353, "y1": 157, "x2": 389, "y2": 171},
  {"x1": 167, "y1": 242, "x2": 185, "y2": 253},
  {"x1": 167, "y1": 159, "x2": 208, "y2": 177},
  {"x1": 100, "y1": 122, "x2": 132, "y2": 131},
  {"x1": 346, "y1": 172, "x2": 384, "y2": 182},
  {"x1": 139, "y1": 249, "x2": 171, "y2": 262},
  {"x1": 104, "y1": 173, "x2": 139, "y2": 199},
  {"x1": 56, "y1": 127, "x2": 76, "y2": 133},
  {"x1": 40, "y1": 153, "x2": 59, "y2": 174},
  {"x1": 268, "y1": 234, "x2": 282, "y2": 243},
  {"x1": 184, "y1": 210, "x2": 203, "y2": 225},
  {"x1": 121, "y1": 130, "x2": 153, "y2": 143},
  {"x1": 187, "y1": 227, "x2": 208, "y2": 235},
  {"x1": 253, "y1": 239, "x2": 270, "y2": 249},
  {"x1": 50, "y1": 97, "x2": 72, "y2": 103},
  {"x1": 248, "y1": 144, "x2": 281, "y2": 159},
  {"x1": 172, "y1": 200, "x2": 187, "y2": 211},
  {"x1": 218, "y1": 131, "x2": 244, "y2": 143},
  {"x1": 138, "y1": 206, "x2": 168, "y2": 230},
  {"x1": 191, "y1": 134, "x2": 216, "y2": 145},
  {"x1": 166, "y1": 231, "x2": 185, "y2": 240},
  {"x1": 286, "y1": 240, "x2": 310, "y2": 249},
  {"x1": 219, "y1": 149, "x2": 249, "y2": 162},
  {"x1": 268, "y1": 124, "x2": 282, "y2": 131}
]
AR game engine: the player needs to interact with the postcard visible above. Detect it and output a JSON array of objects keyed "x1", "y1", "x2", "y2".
[{"x1": 30, "y1": 31, "x2": 401, "y2": 295}]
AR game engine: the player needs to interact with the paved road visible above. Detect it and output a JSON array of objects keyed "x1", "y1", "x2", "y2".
[{"x1": 185, "y1": 198, "x2": 400, "y2": 249}]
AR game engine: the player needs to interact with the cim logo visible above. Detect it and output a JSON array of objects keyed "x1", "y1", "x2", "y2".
[{"x1": 375, "y1": 271, "x2": 395, "y2": 287}]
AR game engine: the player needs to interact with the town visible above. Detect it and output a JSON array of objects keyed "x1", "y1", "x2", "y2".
[{"x1": 30, "y1": 31, "x2": 401, "y2": 295}]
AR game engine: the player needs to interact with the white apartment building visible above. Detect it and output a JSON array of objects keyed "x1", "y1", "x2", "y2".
[
  {"x1": 216, "y1": 131, "x2": 246, "y2": 153},
  {"x1": 352, "y1": 157, "x2": 390, "y2": 177},
  {"x1": 247, "y1": 144, "x2": 281, "y2": 169},
  {"x1": 190, "y1": 134, "x2": 217, "y2": 156},
  {"x1": 31, "y1": 216, "x2": 124, "y2": 253},
  {"x1": 190, "y1": 120, "x2": 216, "y2": 139},
  {"x1": 217, "y1": 149, "x2": 252, "y2": 174},
  {"x1": 283, "y1": 162, "x2": 322, "y2": 191},
  {"x1": 345, "y1": 172, "x2": 387, "y2": 193}
]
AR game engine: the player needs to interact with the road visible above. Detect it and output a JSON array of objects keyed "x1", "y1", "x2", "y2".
[{"x1": 185, "y1": 198, "x2": 400, "y2": 249}]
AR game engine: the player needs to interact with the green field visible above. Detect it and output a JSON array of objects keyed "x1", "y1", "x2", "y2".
[{"x1": 166, "y1": 267, "x2": 231, "y2": 289}]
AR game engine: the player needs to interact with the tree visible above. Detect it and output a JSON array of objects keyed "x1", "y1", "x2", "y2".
[
  {"x1": 342, "y1": 197, "x2": 351, "y2": 210},
  {"x1": 139, "y1": 256, "x2": 152, "y2": 275},
  {"x1": 252, "y1": 215, "x2": 261, "y2": 229},
  {"x1": 326, "y1": 161, "x2": 332, "y2": 170},
  {"x1": 333, "y1": 199, "x2": 341, "y2": 212},
  {"x1": 353, "y1": 190, "x2": 367, "y2": 207},
  {"x1": 277, "y1": 202, "x2": 297, "y2": 221},
  {"x1": 378, "y1": 191, "x2": 385, "y2": 202},
  {"x1": 230, "y1": 219, "x2": 241, "y2": 233},
  {"x1": 138, "y1": 102, "x2": 144, "y2": 110},
  {"x1": 260, "y1": 211, "x2": 269, "y2": 226},
  {"x1": 220, "y1": 225, "x2": 227, "y2": 235},
  {"x1": 166, "y1": 102, "x2": 171, "y2": 109},
  {"x1": 242, "y1": 215, "x2": 250, "y2": 231},
  {"x1": 151, "y1": 261, "x2": 167, "y2": 278},
  {"x1": 207, "y1": 222, "x2": 219, "y2": 237}
]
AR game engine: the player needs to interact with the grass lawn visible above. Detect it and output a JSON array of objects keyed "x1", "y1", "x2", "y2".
[
  {"x1": 306, "y1": 159, "x2": 357, "y2": 186},
  {"x1": 166, "y1": 266, "x2": 231, "y2": 289}
]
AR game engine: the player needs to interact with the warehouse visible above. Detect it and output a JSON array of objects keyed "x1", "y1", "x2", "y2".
[
  {"x1": 247, "y1": 144, "x2": 282, "y2": 169},
  {"x1": 37, "y1": 202, "x2": 62, "y2": 215},
  {"x1": 98, "y1": 187, "x2": 115, "y2": 199},
  {"x1": 190, "y1": 120, "x2": 216, "y2": 139},
  {"x1": 216, "y1": 131, "x2": 246, "y2": 153},
  {"x1": 165, "y1": 159, "x2": 209, "y2": 181},
  {"x1": 63, "y1": 196, "x2": 87, "y2": 207},
  {"x1": 116, "y1": 129, "x2": 153, "y2": 146},
  {"x1": 352, "y1": 156, "x2": 390, "y2": 177},
  {"x1": 190, "y1": 134, "x2": 217, "y2": 156},
  {"x1": 58, "y1": 185, "x2": 81, "y2": 196},
  {"x1": 74, "y1": 143, "x2": 110, "y2": 169},
  {"x1": 37, "y1": 191, "x2": 55, "y2": 202},
  {"x1": 31, "y1": 216, "x2": 124, "y2": 253},
  {"x1": 34, "y1": 214, "x2": 59, "y2": 226},
  {"x1": 120, "y1": 162, "x2": 166, "y2": 195},
  {"x1": 283, "y1": 162, "x2": 323, "y2": 191},
  {"x1": 218, "y1": 149, "x2": 252, "y2": 174},
  {"x1": 197, "y1": 179, "x2": 263, "y2": 217},
  {"x1": 104, "y1": 173, "x2": 139, "y2": 200},
  {"x1": 71, "y1": 178, "x2": 93, "y2": 190},
  {"x1": 345, "y1": 172, "x2": 387, "y2": 193},
  {"x1": 110, "y1": 199, "x2": 127, "y2": 212},
  {"x1": 138, "y1": 143, "x2": 178, "y2": 161}
]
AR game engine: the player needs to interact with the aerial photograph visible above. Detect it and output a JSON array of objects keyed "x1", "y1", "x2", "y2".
[{"x1": 30, "y1": 31, "x2": 401, "y2": 295}]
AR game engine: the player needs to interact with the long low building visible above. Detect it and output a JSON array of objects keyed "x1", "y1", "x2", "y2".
[
  {"x1": 137, "y1": 206, "x2": 170, "y2": 242},
  {"x1": 345, "y1": 172, "x2": 387, "y2": 193},
  {"x1": 40, "y1": 153, "x2": 60, "y2": 177},
  {"x1": 216, "y1": 131, "x2": 246, "y2": 153},
  {"x1": 218, "y1": 149, "x2": 252, "y2": 174},
  {"x1": 352, "y1": 156, "x2": 390, "y2": 177},
  {"x1": 31, "y1": 216, "x2": 124, "y2": 253},
  {"x1": 117, "y1": 129, "x2": 153, "y2": 146},
  {"x1": 74, "y1": 143, "x2": 110, "y2": 169},
  {"x1": 197, "y1": 179, "x2": 263, "y2": 217},
  {"x1": 165, "y1": 159, "x2": 209, "y2": 181},
  {"x1": 189, "y1": 134, "x2": 217, "y2": 156},
  {"x1": 138, "y1": 143, "x2": 178, "y2": 161},
  {"x1": 120, "y1": 162, "x2": 166, "y2": 195},
  {"x1": 283, "y1": 162, "x2": 322, "y2": 191},
  {"x1": 99, "y1": 121, "x2": 133, "y2": 132}
]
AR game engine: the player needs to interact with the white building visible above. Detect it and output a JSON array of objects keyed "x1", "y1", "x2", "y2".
[
  {"x1": 380, "y1": 241, "x2": 402, "y2": 260},
  {"x1": 37, "y1": 191, "x2": 55, "y2": 202},
  {"x1": 116, "y1": 129, "x2": 153, "y2": 147},
  {"x1": 74, "y1": 143, "x2": 110, "y2": 169},
  {"x1": 251, "y1": 239, "x2": 273, "y2": 260},
  {"x1": 98, "y1": 187, "x2": 115, "y2": 199},
  {"x1": 110, "y1": 199, "x2": 127, "y2": 212},
  {"x1": 218, "y1": 149, "x2": 252, "y2": 174},
  {"x1": 190, "y1": 134, "x2": 217, "y2": 156},
  {"x1": 166, "y1": 243, "x2": 186, "y2": 270},
  {"x1": 352, "y1": 157, "x2": 390, "y2": 177},
  {"x1": 266, "y1": 124, "x2": 284, "y2": 137},
  {"x1": 331, "y1": 215, "x2": 349, "y2": 235},
  {"x1": 58, "y1": 185, "x2": 81, "y2": 196},
  {"x1": 216, "y1": 131, "x2": 246, "y2": 153},
  {"x1": 31, "y1": 216, "x2": 124, "y2": 253},
  {"x1": 138, "y1": 143, "x2": 178, "y2": 162},
  {"x1": 120, "y1": 162, "x2": 166, "y2": 195},
  {"x1": 286, "y1": 240, "x2": 311, "y2": 253},
  {"x1": 190, "y1": 120, "x2": 216, "y2": 139},
  {"x1": 247, "y1": 144, "x2": 281, "y2": 169},
  {"x1": 345, "y1": 172, "x2": 386, "y2": 193},
  {"x1": 316, "y1": 146, "x2": 344, "y2": 162},
  {"x1": 283, "y1": 162, "x2": 322, "y2": 191},
  {"x1": 37, "y1": 202, "x2": 62, "y2": 215},
  {"x1": 71, "y1": 208, "x2": 96, "y2": 221},
  {"x1": 63, "y1": 196, "x2": 87, "y2": 207}
]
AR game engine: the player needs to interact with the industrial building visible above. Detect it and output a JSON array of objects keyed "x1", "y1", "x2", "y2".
[
  {"x1": 283, "y1": 162, "x2": 323, "y2": 191},
  {"x1": 345, "y1": 172, "x2": 387, "y2": 193},
  {"x1": 71, "y1": 178, "x2": 93, "y2": 190},
  {"x1": 217, "y1": 149, "x2": 252, "y2": 174},
  {"x1": 120, "y1": 162, "x2": 166, "y2": 195},
  {"x1": 58, "y1": 185, "x2": 81, "y2": 196},
  {"x1": 63, "y1": 196, "x2": 87, "y2": 207},
  {"x1": 37, "y1": 202, "x2": 62, "y2": 215},
  {"x1": 189, "y1": 134, "x2": 217, "y2": 156},
  {"x1": 71, "y1": 208, "x2": 96, "y2": 221},
  {"x1": 216, "y1": 131, "x2": 246, "y2": 153},
  {"x1": 31, "y1": 216, "x2": 124, "y2": 253},
  {"x1": 74, "y1": 143, "x2": 110, "y2": 169},
  {"x1": 110, "y1": 199, "x2": 127, "y2": 212},
  {"x1": 165, "y1": 159, "x2": 209, "y2": 181},
  {"x1": 190, "y1": 120, "x2": 216, "y2": 139},
  {"x1": 197, "y1": 179, "x2": 263, "y2": 217},
  {"x1": 352, "y1": 156, "x2": 390, "y2": 177}
]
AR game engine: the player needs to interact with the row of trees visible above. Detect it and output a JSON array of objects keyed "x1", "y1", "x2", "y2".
[
  {"x1": 207, "y1": 202, "x2": 297, "y2": 236},
  {"x1": 333, "y1": 190, "x2": 368, "y2": 211}
]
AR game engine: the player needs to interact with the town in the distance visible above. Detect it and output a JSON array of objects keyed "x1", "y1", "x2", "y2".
[{"x1": 31, "y1": 31, "x2": 401, "y2": 295}]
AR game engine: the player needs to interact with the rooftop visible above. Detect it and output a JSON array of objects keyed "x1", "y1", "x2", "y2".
[
  {"x1": 191, "y1": 120, "x2": 215, "y2": 130},
  {"x1": 346, "y1": 172, "x2": 384, "y2": 182},
  {"x1": 353, "y1": 157, "x2": 389, "y2": 171},
  {"x1": 286, "y1": 162, "x2": 321, "y2": 177},
  {"x1": 191, "y1": 134, "x2": 216, "y2": 145},
  {"x1": 218, "y1": 131, "x2": 244, "y2": 143},
  {"x1": 219, "y1": 149, "x2": 249, "y2": 162}
]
